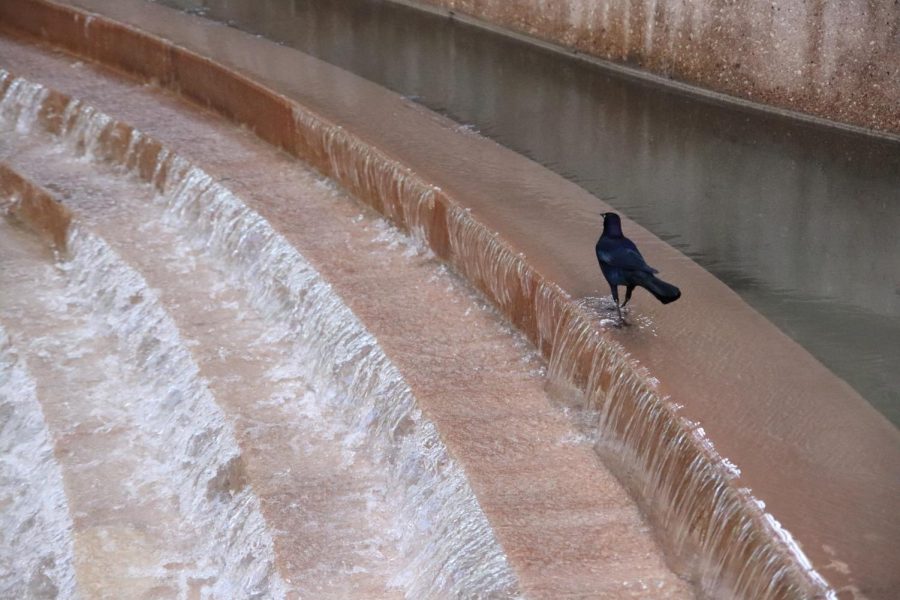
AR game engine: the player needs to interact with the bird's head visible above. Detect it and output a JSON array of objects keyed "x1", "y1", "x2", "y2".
[{"x1": 600, "y1": 212, "x2": 623, "y2": 235}]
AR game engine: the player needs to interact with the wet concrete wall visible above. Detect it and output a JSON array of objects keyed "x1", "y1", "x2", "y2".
[{"x1": 404, "y1": 0, "x2": 900, "y2": 136}]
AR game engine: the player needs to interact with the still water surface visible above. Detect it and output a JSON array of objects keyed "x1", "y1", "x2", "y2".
[{"x1": 154, "y1": 0, "x2": 900, "y2": 426}]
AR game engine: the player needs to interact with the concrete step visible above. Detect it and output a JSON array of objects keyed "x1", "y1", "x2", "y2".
[
  {"x1": 2, "y1": 109, "x2": 411, "y2": 600},
  {"x1": 0, "y1": 215, "x2": 283, "y2": 599}
]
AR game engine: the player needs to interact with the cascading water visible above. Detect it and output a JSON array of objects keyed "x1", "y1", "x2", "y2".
[
  {"x1": 1, "y1": 170, "x2": 286, "y2": 597},
  {"x1": 291, "y1": 106, "x2": 441, "y2": 248},
  {"x1": 436, "y1": 198, "x2": 829, "y2": 598},
  {"x1": 152, "y1": 155, "x2": 519, "y2": 598},
  {"x1": 0, "y1": 3, "x2": 894, "y2": 596},
  {"x1": 0, "y1": 72, "x2": 520, "y2": 599},
  {"x1": 0, "y1": 5, "x2": 856, "y2": 586},
  {"x1": 541, "y1": 302, "x2": 834, "y2": 599},
  {"x1": 61, "y1": 224, "x2": 286, "y2": 598},
  {"x1": 0, "y1": 326, "x2": 77, "y2": 600},
  {"x1": 0, "y1": 69, "x2": 47, "y2": 134},
  {"x1": 284, "y1": 71, "x2": 836, "y2": 600}
]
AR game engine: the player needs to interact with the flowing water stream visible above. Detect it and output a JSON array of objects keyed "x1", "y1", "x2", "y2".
[
  {"x1": 0, "y1": 71, "x2": 519, "y2": 598},
  {"x1": 0, "y1": 320, "x2": 77, "y2": 599}
]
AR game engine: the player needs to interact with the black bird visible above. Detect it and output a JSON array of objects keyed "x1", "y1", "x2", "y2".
[{"x1": 595, "y1": 212, "x2": 681, "y2": 320}]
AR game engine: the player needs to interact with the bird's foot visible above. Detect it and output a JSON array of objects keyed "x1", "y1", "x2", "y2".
[
  {"x1": 585, "y1": 296, "x2": 630, "y2": 327},
  {"x1": 614, "y1": 305, "x2": 630, "y2": 328}
]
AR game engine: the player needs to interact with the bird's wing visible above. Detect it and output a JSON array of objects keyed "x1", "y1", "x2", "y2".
[{"x1": 596, "y1": 237, "x2": 658, "y2": 273}]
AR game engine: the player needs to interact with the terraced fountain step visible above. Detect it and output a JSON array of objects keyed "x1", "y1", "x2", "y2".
[
  {"x1": 0, "y1": 152, "x2": 407, "y2": 598},
  {"x1": 1, "y1": 125, "x2": 518, "y2": 598},
  {"x1": 0, "y1": 180, "x2": 284, "y2": 598},
  {"x1": 0, "y1": 237, "x2": 77, "y2": 600},
  {"x1": 14, "y1": 2, "x2": 892, "y2": 597},
  {"x1": 5, "y1": 0, "x2": 898, "y2": 596},
  {"x1": 0, "y1": 50, "x2": 694, "y2": 600}
]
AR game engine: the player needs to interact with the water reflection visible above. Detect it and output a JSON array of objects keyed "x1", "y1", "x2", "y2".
[{"x1": 155, "y1": 0, "x2": 900, "y2": 426}]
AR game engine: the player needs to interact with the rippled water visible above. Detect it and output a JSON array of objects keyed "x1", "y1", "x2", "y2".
[{"x1": 153, "y1": 0, "x2": 900, "y2": 426}]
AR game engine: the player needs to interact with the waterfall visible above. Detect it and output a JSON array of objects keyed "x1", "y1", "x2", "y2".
[
  {"x1": 0, "y1": 328, "x2": 77, "y2": 599},
  {"x1": 0, "y1": 72, "x2": 520, "y2": 598}
]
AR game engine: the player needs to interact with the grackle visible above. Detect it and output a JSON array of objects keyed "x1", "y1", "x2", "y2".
[{"x1": 595, "y1": 212, "x2": 681, "y2": 321}]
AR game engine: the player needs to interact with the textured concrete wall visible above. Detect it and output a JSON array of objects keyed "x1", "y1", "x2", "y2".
[{"x1": 409, "y1": 0, "x2": 900, "y2": 135}]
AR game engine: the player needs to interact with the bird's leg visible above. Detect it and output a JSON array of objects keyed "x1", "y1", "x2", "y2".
[
  {"x1": 610, "y1": 285, "x2": 622, "y2": 320},
  {"x1": 622, "y1": 285, "x2": 635, "y2": 308}
]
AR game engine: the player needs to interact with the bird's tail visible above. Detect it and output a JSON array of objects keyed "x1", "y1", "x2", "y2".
[{"x1": 636, "y1": 272, "x2": 681, "y2": 304}]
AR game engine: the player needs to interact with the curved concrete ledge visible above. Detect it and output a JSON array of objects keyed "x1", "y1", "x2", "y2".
[
  {"x1": 0, "y1": 157, "x2": 72, "y2": 251},
  {"x1": 2, "y1": 1, "x2": 898, "y2": 598}
]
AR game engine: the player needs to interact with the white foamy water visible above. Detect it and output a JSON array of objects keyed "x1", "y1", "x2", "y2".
[
  {"x1": 61, "y1": 225, "x2": 286, "y2": 598},
  {"x1": 0, "y1": 326, "x2": 77, "y2": 600},
  {"x1": 0, "y1": 70, "x2": 48, "y2": 134},
  {"x1": 153, "y1": 154, "x2": 519, "y2": 599},
  {"x1": 0, "y1": 210, "x2": 285, "y2": 598},
  {"x1": 0, "y1": 72, "x2": 520, "y2": 598}
]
